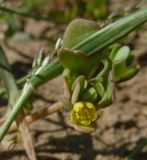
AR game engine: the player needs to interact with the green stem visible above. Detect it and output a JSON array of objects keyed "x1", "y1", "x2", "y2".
[
  {"x1": 0, "y1": 47, "x2": 37, "y2": 160},
  {"x1": 0, "y1": 9, "x2": 147, "y2": 142},
  {"x1": 0, "y1": 58, "x2": 63, "y2": 142},
  {"x1": 0, "y1": 84, "x2": 32, "y2": 142},
  {"x1": 0, "y1": 47, "x2": 19, "y2": 104},
  {"x1": 0, "y1": 75, "x2": 28, "y2": 97}
]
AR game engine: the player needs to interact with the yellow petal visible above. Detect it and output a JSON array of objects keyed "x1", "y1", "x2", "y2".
[
  {"x1": 80, "y1": 120, "x2": 91, "y2": 126},
  {"x1": 85, "y1": 102, "x2": 94, "y2": 109},
  {"x1": 73, "y1": 102, "x2": 84, "y2": 112}
]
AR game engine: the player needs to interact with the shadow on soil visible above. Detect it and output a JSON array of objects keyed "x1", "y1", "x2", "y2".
[{"x1": 0, "y1": 135, "x2": 147, "y2": 160}]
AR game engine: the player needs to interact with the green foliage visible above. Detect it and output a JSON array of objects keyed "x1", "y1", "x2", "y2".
[
  {"x1": 110, "y1": 45, "x2": 139, "y2": 82},
  {"x1": 62, "y1": 18, "x2": 99, "y2": 48},
  {"x1": 57, "y1": 17, "x2": 142, "y2": 132},
  {"x1": 0, "y1": 8, "x2": 147, "y2": 141}
]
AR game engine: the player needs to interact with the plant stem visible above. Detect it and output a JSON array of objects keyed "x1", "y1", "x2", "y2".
[
  {"x1": 0, "y1": 101, "x2": 63, "y2": 133},
  {"x1": 0, "y1": 75, "x2": 28, "y2": 97},
  {"x1": 0, "y1": 9, "x2": 147, "y2": 142},
  {"x1": 0, "y1": 58, "x2": 63, "y2": 142},
  {"x1": 0, "y1": 47, "x2": 36, "y2": 160}
]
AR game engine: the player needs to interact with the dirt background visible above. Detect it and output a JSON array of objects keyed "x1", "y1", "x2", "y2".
[{"x1": 0, "y1": 0, "x2": 147, "y2": 160}]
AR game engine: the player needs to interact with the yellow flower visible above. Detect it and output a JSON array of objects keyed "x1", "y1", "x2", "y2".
[{"x1": 70, "y1": 101, "x2": 97, "y2": 127}]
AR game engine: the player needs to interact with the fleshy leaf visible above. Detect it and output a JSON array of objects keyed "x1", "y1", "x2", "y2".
[
  {"x1": 112, "y1": 60, "x2": 126, "y2": 82},
  {"x1": 62, "y1": 18, "x2": 99, "y2": 48},
  {"x1": 81, "y1": 87, "x2": 98, "y2": 103},
  {"x1": 71, "y1": 75, "x2": 87, "y2": 93},
  {"x1": 93, "y1": 81, "x2": 105, "y2": 98},
  {"x1": 126, "y1": 51, "x2": 135, "y2": 65},
  {"x1": 97, "y1": 79, "x2": 113, "y2": 109},
  {"x1": 117, "y1": 65, "x2": 139, "y2": 82},
  {"x1": 112, "y1": 46, "x2": 130, "y2": 62},
  {"x1": 109, "y1": 44, "x2": 121, "y2": 61},
  {"x1": 58, "y1": 48, "x2": 101, "y2": 76}
]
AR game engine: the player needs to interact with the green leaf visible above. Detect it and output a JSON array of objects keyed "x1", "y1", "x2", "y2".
[
  {"x1": 117, "y1": 65, "x2": 139, "y2": 82},
  {"x1": 58, "y1": 48, "x2": 102, "y2": 76},
  {"x1": 71, "y1": 75, "x2": 87, "y2": 93},
  {"x1": 97, "y1": 79, "x2": 113, "y2": 109},
  {"x1": 81, "y1": 87, "x2": 98, "y2": 103},
  {"x1": 93, "y1": 81, "x2": 105, "y2": 98},
  {"x1": 113, "y1": 46, "x2": 130, "y2": 62},
  {"x1": 109, "y1": 44, "x2": 121, "y2": 61},
  {"x1": 73, "y1": 9, "x2": 147, "y2": 56},
  {"x1": 112, "y1": 60, "x2": 126, "y2": 82},
  {"x1": 58, "y1": 48, "x2": 91, "y2": 74},
  {"x1": 126, "y1": 51, "x2": 135, "y2": 65},
  {"x1": 62, "y1": 18, "x2": 99, "y2": 48}
]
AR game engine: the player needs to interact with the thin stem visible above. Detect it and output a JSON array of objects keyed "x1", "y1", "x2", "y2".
[
  {"x1": 0, "y1": 58, "x2": 63, "y2": 142},
  {"x1": 0, "y1": 84, "x2": 32, "y2": 142},
  {"x1": 0, "y1": 101, "x2": 63, "y2": 133},
  {"x1": 0, "y1": 47, "x2": 36, "y2": 160},
  {"x1": 0, "y1": 75, "x2": 28, "y2": 97}
]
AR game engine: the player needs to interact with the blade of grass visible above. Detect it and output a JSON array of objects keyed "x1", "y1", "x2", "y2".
[
  {"x1": 73, "y1": 8, "x2": 147, "y2": 55},
  {"x1": 0, "y1": 9, "x2": 147, "y2": 142},
  {"x1": 0, "y1": 75, "x2": 28, "y2": 97},
  {"x1": 0, "y1": 47, "x2": 36, "y2": 160}
]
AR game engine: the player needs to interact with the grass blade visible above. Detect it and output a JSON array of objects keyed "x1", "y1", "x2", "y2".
[
  {"x1": 73, "y1": 9, "x2": 147, "y2": 55},
  {"x1": 0, "y1": 47, "x2": 36, "y2": 160}
]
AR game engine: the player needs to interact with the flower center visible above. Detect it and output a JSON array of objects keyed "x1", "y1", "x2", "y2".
[{"x1": 71, "y1": 102, "x2": 97, "y2": 126}]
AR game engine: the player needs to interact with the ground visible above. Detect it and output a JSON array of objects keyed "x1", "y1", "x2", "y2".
[{"x1": 0, "y1": 1, "x2": 147, "y2": 160}]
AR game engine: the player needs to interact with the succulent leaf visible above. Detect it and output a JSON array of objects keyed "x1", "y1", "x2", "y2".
[
  {"x1": 97, "y1": 79, "x2": 113, "y2": 109},
  {"x1": 58, "y1": 48, "x2": 91, "y2": 74},
  {"x1": 126, "y1": 51, "x2": 135, "y2": 65},
  {"x1": 109, "y1": 44, "x2": 121, "y2": 61},
  {"x1": 113, "y1": 46, "x2": 130, "y2": 62},
  {"x1": 81, "y1": 87, "x2": 98, "y2": 103},
  {"x1": 62, "y1": 18, "x2": 99, "y2": 49},
  {"x1": 71, "y1": 75, "x2": 87, "y2": 93},
  {"x1": 116, "y1": 65, "x2": 139, "y2": 82},
  {"x1": 112, "y1": 60, "x2": 126, "y2": 82}
]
